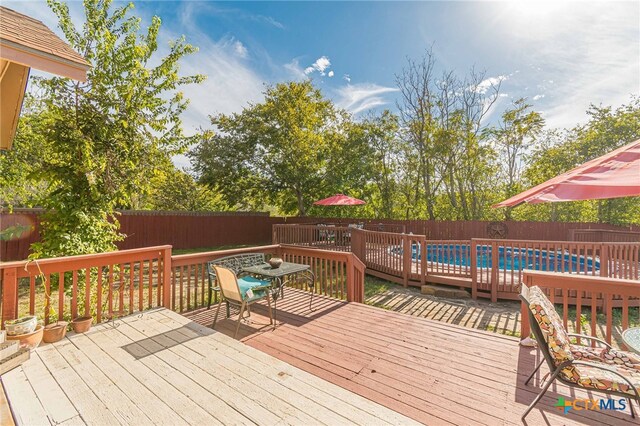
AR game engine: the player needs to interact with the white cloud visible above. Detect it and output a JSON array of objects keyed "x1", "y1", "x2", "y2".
[
  {"x1": 343, "y1": 74, "x2": 351, "y2": 82},
  {"x1": 327, "y1": 71, "x2": 334, "y2": 77},
  {"x1": 496, "y1": 2, "x2": 639, "y2": 128},
  {"x1": 532, "y1": 94, "x2": 545, "y2": 101},
  {"x1": 170, "y1": 39, "x2": 264, "y2": 132},
  {"x1": 335, "y1": 83, "x2": 399, "y2": 115},
  {"x1": 474, "y1": 75, "x2": 508, "y2": 94},
  {"x1": 304, "y1": 56, "x2": 331, "y2": 76},
  {"x1": 233, "y1": 40, "x2": 248, "y2": 58},
  {"x1": 284, "y1": 59, "x2": 308, "y2": 80}
]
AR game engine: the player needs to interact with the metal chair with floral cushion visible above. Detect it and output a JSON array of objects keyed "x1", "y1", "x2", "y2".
[
  {"x1": 211, "y1": 265, "x2": 273, "y2": 339},
  {"x1": 520, "y1": 284, "x2": 640, "y2": 421}
]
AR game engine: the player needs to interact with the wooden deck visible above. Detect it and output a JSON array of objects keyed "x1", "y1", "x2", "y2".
[
  {"x1": 185, "y1": 288, "x2": 639, "y2": 426},
  {"x1": 1, "y1": 309, "x2": 416, "y2": 426}
]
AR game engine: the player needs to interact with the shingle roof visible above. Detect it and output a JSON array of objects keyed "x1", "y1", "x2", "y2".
[{"x1": 0, "y1": 6, "x2": 89, "y2": 67}]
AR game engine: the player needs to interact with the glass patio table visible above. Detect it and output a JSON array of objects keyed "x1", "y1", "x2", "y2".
[
  {"x1": 622, "y1": 328, "x2": 640, "y2": 355},
  {"x1": 242, "y1": 261, "x2": 315, "y2": 322}
]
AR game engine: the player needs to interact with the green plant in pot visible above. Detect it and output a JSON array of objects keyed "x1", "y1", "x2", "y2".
[
  {"x1": 38, "y1": 273, "x2": 68, "y2": 344},
  {"x1": 5, "y1": 315, "x2": 43, "y2": 350}
]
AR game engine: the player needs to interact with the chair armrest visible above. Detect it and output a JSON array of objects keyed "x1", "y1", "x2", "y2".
[
  {"x1": 567, "y1": 333, "x2": 613, "y2": 349},
  {"x1": 569, "y1": 360, "x2": 640, "y2": 399}
]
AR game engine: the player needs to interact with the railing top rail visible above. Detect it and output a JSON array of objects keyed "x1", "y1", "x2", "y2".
[
  {"x1": 171, "y1": 245, "x2": 280, "y2": 266},
  {"x1": 0, "y1": 245, "x2": 171, "y2": 270},
  {"x1": 279, "y1": 244, "x2": 353, "y2": 258},
  {"x1": 274, "y1": 224, "x2": 352, "y2": 230},
  {"x1": 523, "y1": 270, "x2": 640, "y2": 296},
  {"x1": 355, "y1": 228, "x2": 425, "y2": 238},
  {"x1": 471, "y1": 238, "x2": 640, "y2": 246},
  {"x1": 572, "y1": 229, "x2": 640, "y2": 235}
]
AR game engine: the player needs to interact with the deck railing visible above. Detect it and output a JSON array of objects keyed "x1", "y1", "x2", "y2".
[
  {"x1": 569, "y1": 228, "x2": 640, "y2": 242},
  {"x1": 272, "y1": 224, "x2": 353, "y2": 251},
  {"x1": 521, "y1": 271, "x2": 640, "y2": 346},
  {"x1": 281, "y1": 225, "x2": 640, "y2": 303},
  {"x1": 0, "y1": 244, "x2": 365, "y2": 326},
  {"x1": 0, "y1": 246, "x2": 171, "y2": 327}
]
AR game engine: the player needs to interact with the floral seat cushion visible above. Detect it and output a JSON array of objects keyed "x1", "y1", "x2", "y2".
[
  {"x1": 527, "y1": 286, "x2": 574, "y2": 364},
  {"x1": 563, "y1": 363, "x2": 640, "y2": 397},
  {"x1": 571, "y1": 344, "x2": 640, "y2": 370}
]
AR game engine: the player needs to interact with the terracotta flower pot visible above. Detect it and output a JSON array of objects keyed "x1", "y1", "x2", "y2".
[
  {"x1": 268, "y1": 257, "x2": 283, "y2": 269},
  {"x1": 71, "y1": 316, "x2": 93, "y2": 333},
  {"x1": 7, "y1": 325, "x2": 44, "y2": 350},
  {"x1": 43, "y1": 321, "x2": 68, "y2": 343}
]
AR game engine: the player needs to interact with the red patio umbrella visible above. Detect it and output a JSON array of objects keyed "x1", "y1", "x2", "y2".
[
  {"x1": 494, "y1": 139, "x2": 640, "y2": 207},
  {"x1": 313, "y1": 194, "x2": 366, "y2": 206}
]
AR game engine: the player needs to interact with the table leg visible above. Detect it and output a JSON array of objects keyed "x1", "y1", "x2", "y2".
[{"x1": 271, "y1": 277, "x2": 282, "y2": 324}]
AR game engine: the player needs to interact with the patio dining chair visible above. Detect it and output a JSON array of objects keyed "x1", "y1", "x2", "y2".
[
  {"x1": 212, "y1": 265, "x2": 274, "y2": 339},
  {"x1": 520, "y1": 284, "x2": 640, "y2": 421}
]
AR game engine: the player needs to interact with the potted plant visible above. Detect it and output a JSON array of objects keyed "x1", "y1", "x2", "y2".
[
  {"x1": 42, "y1": 320, "x2": 68, "y2": 343},
  {"x1": 5, "y1": 316, "x2": 44, "y2": 350},
  {"x1": 71, "y1": 316, "x2": 93, "y2": 333},
  {"x1": 5, "y1": 315, "x2": 37, "y2": 336}
]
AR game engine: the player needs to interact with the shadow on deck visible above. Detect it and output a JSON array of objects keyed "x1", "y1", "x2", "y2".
[{"x1": 184, "y1": 288, "x2": 638, "y2": 426}]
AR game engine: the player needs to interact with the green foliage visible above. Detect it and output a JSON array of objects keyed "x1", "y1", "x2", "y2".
[
  {"x1": 0, "y1": 98, "x2": 51, "y2": 208},
  {"x1": 488, "y1": 98, "x2": 545, "y2": 220},
  {"x1": 191, "y1": 81, "x2": 372, "y2": 216},
  {"x1": 23, "y1": 0, "x2": 204, "y2": 258},
  {"x1": 145, "y1": 164, "x2": 228, "y2": 211},
  {"x1": 523, "y1": 97, "x2": 640, "y2": 224}
]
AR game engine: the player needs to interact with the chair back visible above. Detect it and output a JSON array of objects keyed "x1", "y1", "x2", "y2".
[
  {"x1": 520, "y1": 284, "x2": 575, "y2": 370},
  {"x1": 213, "y1": 266, "x2": 243, "y2": 303}
]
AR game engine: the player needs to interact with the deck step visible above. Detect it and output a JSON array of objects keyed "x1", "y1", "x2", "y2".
[
  {"x1": 421, "y1": 284, "x2": 470, "y2": 299},
  {"x1": 0, "y1": 347, "x2": 30, "y2": 375},
  {"x1": 0, "y1": 341, "x2": 19, "y2": 362}
]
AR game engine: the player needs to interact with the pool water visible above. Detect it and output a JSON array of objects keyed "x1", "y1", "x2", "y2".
[{"x1": 397, "y1": 244, "x2": 599, "y2": 273}]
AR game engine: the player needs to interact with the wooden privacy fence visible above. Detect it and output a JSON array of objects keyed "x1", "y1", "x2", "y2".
[
  {"x1": 521, "y1": 271, "x2": 640, "y2": 346},
  {"x1": 4, "y1": 209, "x2": 638, "y2": 261},
  {"x1": 0, "y1": 244, "x2": 365, "y2": 326}
]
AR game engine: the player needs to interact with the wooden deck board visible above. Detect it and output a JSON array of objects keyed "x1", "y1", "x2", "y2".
[
  {"x1": 3, "y1": 309, "x2": 415, "y2": 426},
  {"x1": 185, "y1": 288, "x2": 640, "y2": 426}
]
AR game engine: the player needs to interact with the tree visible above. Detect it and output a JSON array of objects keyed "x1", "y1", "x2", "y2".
[
  {"x1": 523, "y1": 97, "x2": 640, "y2": 225},
  {"x1": 395, "y1": 49, "x2": 503, "y2": 220},
  {"x1": 191, "y1": 81, "x2": 370, "y2": 216},
  {"x1": 145, "y1": 164, "x2": 228, "y2": 211},
  {"x1": 395, "y1": 50, "x2": 440, "y2": 220},
  {"x1": 491, "y1": 98, "x2": 545, "y2": 220},
  {"x1": 0, "y1": 97, "x2": 51, "y2": 209},
  {"x1": 25, "y1": 0, "x2": 204, "y2": 257},
  {"x1": 358, "y1": 111, "x2": 401, "y2": 218}
]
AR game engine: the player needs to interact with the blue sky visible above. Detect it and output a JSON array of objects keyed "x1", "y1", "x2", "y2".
[{"x1": 6, "y1": 1, "x2": 640, "y2": 167}]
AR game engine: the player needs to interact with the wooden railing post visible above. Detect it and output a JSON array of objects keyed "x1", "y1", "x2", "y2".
[
  {"x1": 162, "y1": 246, "x2": 172, "y2": 309},
  {"x1": 272, "y1": 225, "x2": 278, "y2": 244},
  {"x1": 346, "y1": 255, "x2": 355, "y2": 302},
  {"x1": 1, "y1": 267, "x2": 18, "y2": 327},
  {"x1": 599, "y1": 243, "x2": 609, "y2": 277},
  {"x1": 470, "y1": 239, "x2": 478, "y2": 299},
  {"x1": 402, "y1": 235, "x2": 411, "y2": 287},
  {"x1": 490, "y1": 241, "x2": 499, "y2": 302},
  {"x1": 520, "y1": 298, "x2": 531, "y2": 341},
  {"x1": 345, "y1": 253, "x2": 365, "y2": 303},
  {"x1": 419, "y1": 237, "x2": 426, "y2": 286}
]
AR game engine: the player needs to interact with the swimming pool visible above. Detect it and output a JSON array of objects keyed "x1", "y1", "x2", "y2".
[{"x1": 392, "y1": 244, "x2": 600, "y2": 273}]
